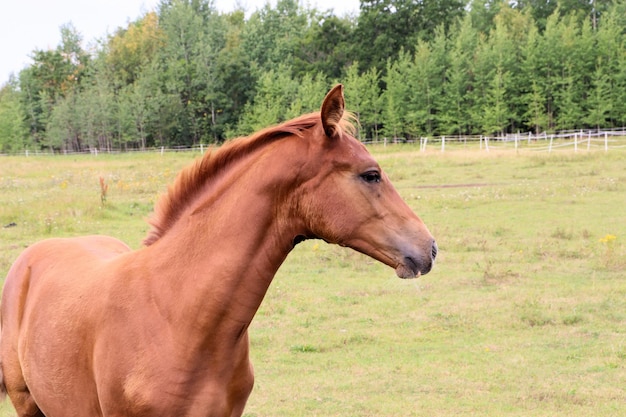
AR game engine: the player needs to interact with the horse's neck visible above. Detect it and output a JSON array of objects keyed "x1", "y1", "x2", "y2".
[{"x1": 139, "y1": 175, "x2": 300, "y2": 345}]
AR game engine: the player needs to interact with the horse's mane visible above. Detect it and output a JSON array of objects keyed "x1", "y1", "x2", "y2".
[{"x1": 143, "y1": 111, "x2": 356, "y2": 246}]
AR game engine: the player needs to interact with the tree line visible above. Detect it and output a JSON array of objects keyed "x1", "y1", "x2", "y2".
[{"x1": 1, "y1": 0, "x2": 626, "y2": 153}]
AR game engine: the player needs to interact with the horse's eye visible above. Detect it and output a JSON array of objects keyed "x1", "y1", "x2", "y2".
[{"x1": 361, "y1": 171, "x2": 381, "y2": 184}]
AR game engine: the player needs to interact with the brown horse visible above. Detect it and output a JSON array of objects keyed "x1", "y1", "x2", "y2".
[{"x1": 0, "y1": 85, "x2": 436, "y2": 417}]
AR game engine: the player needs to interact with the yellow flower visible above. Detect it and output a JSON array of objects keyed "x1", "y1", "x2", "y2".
[{"x1": 599, "y1": 234, "x2": 617, "y2": 244}]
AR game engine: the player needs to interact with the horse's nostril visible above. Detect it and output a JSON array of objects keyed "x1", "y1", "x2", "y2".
[{"x1": 431, "y1": 241, "x2": 438, "y2": 260}]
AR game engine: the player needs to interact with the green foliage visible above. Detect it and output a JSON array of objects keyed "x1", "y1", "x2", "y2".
[
  {"x1": 353, "y1": 0, "x2": 464, "y2": 72},
  {"x1": 236, "y1": 65, "x2": 298, "y2": 134},
  {"x1": 437, "y1": 16, "x2": 473, "y2": 135},
  {"x1": 0, "y1": 81, "x2": 29, "y2": 153},
  {"x1": 343, "y1": 63, "x2": 382, "y2": 140},
  {"x1": 5, "y1": 0, "x2": 626, "y2": 151},
  {"x1": 383, "y1": 51, "x2": 412, "y2": 139},
  {"x1": 106, "y1": 12, "x2": 164, "y2": 86},
  {"x1": 294, "y1": 13, "x2": 354, "y2": 80},
  {"x1": 242, "y1": 0, "x2": 308, "y2": 73}
]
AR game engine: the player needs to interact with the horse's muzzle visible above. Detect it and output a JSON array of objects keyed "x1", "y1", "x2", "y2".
[{"x1": 395, "y1": 239, "x2": 437, "y2": 279}]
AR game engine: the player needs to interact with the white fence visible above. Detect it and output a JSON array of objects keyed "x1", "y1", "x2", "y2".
[
  {"x1": 3, "y1": 129, "x2": 626, "y2": 157},
  {"x1": 365, "y1": 128, "x2": 626, "y2": 153}
]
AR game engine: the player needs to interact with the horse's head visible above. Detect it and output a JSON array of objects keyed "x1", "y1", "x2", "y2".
[{"x1": 294, "y1": 85, "x2": 437, "y2": 278}]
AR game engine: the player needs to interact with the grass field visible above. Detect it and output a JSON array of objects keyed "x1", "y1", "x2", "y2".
[{"x1": 0, "y1": 145, "x2": 624, "y2": 416}]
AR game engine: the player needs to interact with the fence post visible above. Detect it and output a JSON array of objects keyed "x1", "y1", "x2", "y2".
[
  {"x1": 574, "y1": 132, "x2": 578, "y2": 152},
  {"x1": 484, "y1": 136, "x2": 490, "y2": 152},
  {"x1": 161, "y1": 146, "x2": 164, "y2": 156},
  {"x1": 605, "y1": 132, "x2": 608, "y2": 152},
  {"x1": 549, "y1": 135, "x2": 554, "y2": 153},
  {"x1": 587, "y1": 132, "x2": 591, "y2": 151},
  {"x1": 441, "y1": 136, "x2": 445, "y2": 153}
]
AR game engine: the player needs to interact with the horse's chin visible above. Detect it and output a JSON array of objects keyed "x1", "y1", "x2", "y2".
[{"x1": 395, "y1": 264, "x2": 421, "y2": 279}]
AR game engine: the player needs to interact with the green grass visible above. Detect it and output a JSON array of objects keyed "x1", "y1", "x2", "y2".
[{"x1": 1, "y1": 146, "x2": 625, "y2": 416}]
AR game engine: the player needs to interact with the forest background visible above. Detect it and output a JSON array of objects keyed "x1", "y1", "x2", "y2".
[{"x1": 1, "y1": 0, "x2": 626, "y2": 153}]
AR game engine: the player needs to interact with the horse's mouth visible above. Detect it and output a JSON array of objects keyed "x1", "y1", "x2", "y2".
[
  {"x1": 395, "y1": 256, "x2": 431, "y2": 279},
  {"x1": 395, "y1": 264, "x2": 420, "y2": 279},
  {"x1": 395, "y1": 257, "x2": 417, "y2": 279}
]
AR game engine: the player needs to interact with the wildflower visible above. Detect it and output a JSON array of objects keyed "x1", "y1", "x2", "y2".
[{"x1": 598, "y1": 234, "x2": 617, "y2": 244}]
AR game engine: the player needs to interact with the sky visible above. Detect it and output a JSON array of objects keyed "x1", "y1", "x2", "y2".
[{"x1": 0, "y1": 0, "x2": 360, "y2": 86}]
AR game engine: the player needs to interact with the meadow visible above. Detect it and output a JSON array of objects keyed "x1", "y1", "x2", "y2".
[{"x1": 0, "y1": 144, "x2": 624, "y2": 416}]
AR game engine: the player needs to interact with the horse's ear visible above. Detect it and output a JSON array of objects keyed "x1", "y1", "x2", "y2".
[{"x1": 321, "y1": 84, "x2": 345, "y2": 138}]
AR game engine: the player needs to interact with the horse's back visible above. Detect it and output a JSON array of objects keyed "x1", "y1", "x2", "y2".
[
  {"x1": 0, "y1": 235, "x2": 131, "y2": 417},
  {"x1": 2, "y1": 235, "x2": 131, "y2": 319}
]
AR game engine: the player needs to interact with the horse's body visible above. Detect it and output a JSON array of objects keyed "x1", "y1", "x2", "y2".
[{"x1": 0, "y1": 85, "x2": 436, "y2": 417}]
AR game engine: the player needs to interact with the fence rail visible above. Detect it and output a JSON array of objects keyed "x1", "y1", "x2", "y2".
[
  {"x1": 2, "y1": 129, "x2": 626, "y2": 157},
  {"x1": 363, "y1": 128, "x2": 626, "y2": 153}
]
